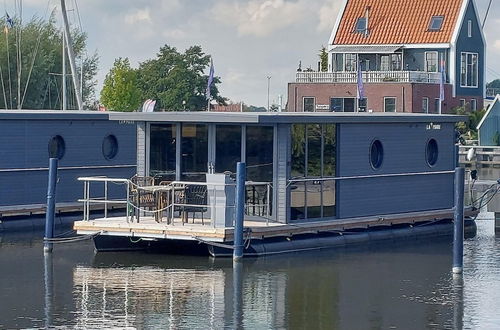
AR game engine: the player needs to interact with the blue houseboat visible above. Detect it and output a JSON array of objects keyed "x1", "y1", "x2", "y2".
[
  {"x1": 74, "y1": 112, "x2": 476, "y2": 257},
  {"x1": 0, "y1": 110, "x2": 136, "y2": 223}
]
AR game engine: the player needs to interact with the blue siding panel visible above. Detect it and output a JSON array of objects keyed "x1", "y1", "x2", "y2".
[
  {"x1": 337, "y1": 122, "x2": 455, "y2": 218},
  {"x1": 455, "y1": 0, "x2": 484, "y2": 97}
]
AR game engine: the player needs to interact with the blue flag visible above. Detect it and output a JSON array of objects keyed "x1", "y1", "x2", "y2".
[
  {"x1": 357, "y1": 61, "x2": 365, "y2": 100},
  {"x1": 5, "y1": 12, "x2": 14, "y2": 29},
  {"x1": 206, "y1": 58, "x2": 214, "y2": 100}
]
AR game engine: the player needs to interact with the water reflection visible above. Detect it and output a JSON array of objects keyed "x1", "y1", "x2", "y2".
[{"x1": 1, "y1": 220, "x2": 499, "y2": 329}]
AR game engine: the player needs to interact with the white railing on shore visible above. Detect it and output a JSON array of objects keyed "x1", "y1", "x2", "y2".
[
  {"x1": 77, "y1": 176, "x2": 273, "y2": 227},
  {"x1": 295, "y1": 71, "x2": 442, "y2": 84}
]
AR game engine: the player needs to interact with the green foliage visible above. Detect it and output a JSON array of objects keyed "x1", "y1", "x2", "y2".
[
  {"x1": 0, "y1": 14, "x2": 98, "y2": 109},
  {"x1": 136, "y1": 45, "x2": 225, "y2": 111},
  {"x1": 319, "y1": 46, "x2": 328, "y2": 72},
  {"x1": 492, "y1": 131, "x2": 500, "y2": 146},
  {"x1": 100, "y1": 58, "x2": 141, "y2": 112},
  {"x1": 486, "y1": 79, "x2": 500, "y2": 89},
  {"x1": 452, "y1": 106, "x2": 486, "y2": 140}
]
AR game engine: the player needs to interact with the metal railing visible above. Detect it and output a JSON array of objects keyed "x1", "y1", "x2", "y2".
[
  {"x1": 459, "y1": 145, "x2": 500, "y2": 166},
  {"x1": 295, "y1": 70, "x2": 442, "y2": 84},
  {"x1": 78, "y1": 176, "x2": 274, "y2": 227}
]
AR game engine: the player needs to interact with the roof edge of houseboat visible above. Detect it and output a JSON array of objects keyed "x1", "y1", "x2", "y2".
[
  {"x1": 0, "y1": 110, "x2": 110, "y2": 121},
  {"x1": 106, "y1": 111, "x2": 468, "y2": 124}
]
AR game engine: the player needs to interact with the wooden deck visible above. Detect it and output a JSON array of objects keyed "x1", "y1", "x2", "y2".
[{"x1": 74, "y1": 208, "x2": 478, "y2": 243}]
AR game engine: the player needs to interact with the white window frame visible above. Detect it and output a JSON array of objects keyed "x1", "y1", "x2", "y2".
[
  {"x1": 303, "y1": 97, "x2": 315, "y2": 112},
  {"x1": 460, "y1": 52, "x2": 479, "y2": 88},
  {"x1": 468, "y1": 20, "x2": 472, "y2": 38},
  {"x1": 344, "y1": 53, "x2": 357, "y2": 72},
  {"x1": 384, "y1": 97, "x2": 396, "y2": 112},
  {"x1": 422, "y1": 97, "x2": 429, "y2": 113},
  {"x1": 471, "y1": 98, "x2": 477, "y2": 111},
  {"x1": 459, "y1": 99, "x2": 466, "y2": 108},
  {"x1": 425, "y1": 51, "x2": 438, "y2": 72}
]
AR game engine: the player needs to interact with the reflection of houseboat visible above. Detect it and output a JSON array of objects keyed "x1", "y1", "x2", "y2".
[
  {"x1": 74, "y1": 112, "x2": 476, "y2": 257},
  {"x1": 0, "y1": 111, "x2": 136, "y2": 223}
]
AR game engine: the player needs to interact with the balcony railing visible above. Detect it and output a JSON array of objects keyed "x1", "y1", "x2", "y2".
[{"x1": 295, "y1": 71, "x2": 442, "y2": 84}]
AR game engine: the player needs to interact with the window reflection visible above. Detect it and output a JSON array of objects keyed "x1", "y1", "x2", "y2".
[
  {"x1": 246, "y1": 126, "x2": 273, "y2": 182},
  {"x1": 150, "y1": 124, "x2": 176, "y2": 181},
  {"x1": 216, "y1": 125, "x2": 241, "y2": 174},
  {"x1": 181, "y1": 124, "x2": 208, "y2": 182},
  {"x1": 291, "y1": 124, "x2": 337, "y2": 221}
]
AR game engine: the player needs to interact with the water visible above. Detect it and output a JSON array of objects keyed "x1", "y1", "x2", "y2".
[{"x1": 1, "y1": 218, "x2": 499, "y2": 329}]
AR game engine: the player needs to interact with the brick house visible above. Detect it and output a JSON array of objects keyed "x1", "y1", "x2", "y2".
[{"x1": 287, "y1": 0, "x2": 485, "y2": 113}]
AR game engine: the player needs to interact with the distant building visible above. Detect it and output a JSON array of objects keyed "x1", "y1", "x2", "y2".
[{"x1": 287, "y1": 0, "x2": 485, "y2": 113}]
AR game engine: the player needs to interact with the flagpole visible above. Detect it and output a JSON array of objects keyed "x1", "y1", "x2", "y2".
[{"x1": 5, "y1": 24, "x2": 13, "y2": 109}]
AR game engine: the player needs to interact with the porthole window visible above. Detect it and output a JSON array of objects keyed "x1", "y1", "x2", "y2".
[
  {"x1": 102, "y1": 134, "x2": 119, "y2": 160},
  {"x1": 426, "y1": 138, "x2": 438, "y2": 166},
  {"x1": 370, "y1": 139, "x2": 384, "y2": 169},
  {"x1": 48, "y1": 135, "x2": 65, "y2": 160}
]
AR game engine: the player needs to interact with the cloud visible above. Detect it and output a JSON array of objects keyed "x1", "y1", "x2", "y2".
[
  {"x1": 211, "y1": 0, "x2": 309, "y2": 37},
  {"x1": 124, "y1": 8, "x2": 152, "y2": 25},
  {"x1": 317, "y1": 0, "x2": 343, "y2": 32}
]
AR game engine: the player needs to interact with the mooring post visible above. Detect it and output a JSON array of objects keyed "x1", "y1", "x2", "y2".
[
  {"x1": 44, "y1": 158, "x2": 59, "y2": 254},
  {"x1": 233, "y1": 162, "x2": 246, "y2": 261},
  {"x1": 453, "y1": 167, "x2": 465, "y2": 274}
]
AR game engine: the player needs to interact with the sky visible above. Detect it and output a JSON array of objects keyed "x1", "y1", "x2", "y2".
[{"x1": 12, "y1": 0, "x2": 500, "y2": 107}]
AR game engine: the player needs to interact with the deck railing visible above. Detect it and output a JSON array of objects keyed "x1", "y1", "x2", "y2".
[
  {"x1": 295, "y1": 71, "x2": 442, "y2": 84},
  {"x1": 77, "y1": 176, "x2": 273, "y2": 227}
]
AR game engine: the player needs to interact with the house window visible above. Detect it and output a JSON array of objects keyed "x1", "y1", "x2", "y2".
[
  {"x1": 384, "y1": 97, "x2": 396, "y2": 112},
  {"x1": 355, "y1": 17, "x2": 367, "y2": 33},
  {"x1": 434, "y1": 98, "x2": 441, "y2": 113},
  {"x1": 391, "y1": 54, "x2": 402, "y2": 71},
  {"x1": 459, "y1": 99, "x2": 466, "y2": 108},
  {"x1": 380, "y1": 55, "x2": 389, "y2": 71},
  {"x1": 330, "y1": 97, "x2": 355, "y2": 112},
  {"x1": 345, "y1": 53, "x2": 357, "y2": 71},
  {"x1": 429, "y1": 16, "x2": 444, "y2": 31},
  {"x1": 471, "y1": 99, "x2": 477, "y2": 111},
  {"x1": 425, "y1": 52, "x2": 438, "y2": 72},
  {"x1": 422, "y1": 97, "x2": 429, "y2": 113},
  {"x1": 461, "y1": 52, "x2": 478, "y2": 87},
  {"x1": 468, "y1": 20, "x2": 472, "y2": 38},
  {"x1": 303, "y1": 97, "x2": 315, "y2": 112},
  {"x1": 358, "y1": 98, "x2": 367, "y2": 112},
  {"x1": 334, "y1": 53, "x2": 343, "y2": 71}
]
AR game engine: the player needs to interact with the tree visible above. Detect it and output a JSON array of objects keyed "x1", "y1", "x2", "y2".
[
  {"x1": 487, "y1": 79, "x2": 500, "y2": 89},
  {"x1": 0, "y1": 14, "x2": 98, "y2": 110},
  {"x1": 319, "y1": 46, "x2": 328, "y2": 72},
  {"x1": 137, "y1": 45, "x2": 225, "y2": 111},
  {"x1": 100, "y1": 58, "x2": 141, "y2": 111}
]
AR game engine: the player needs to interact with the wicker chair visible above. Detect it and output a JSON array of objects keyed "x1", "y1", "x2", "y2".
[
  {"x1": 129, "y1": 175, "x2": 155, "y2": 222},
  {"x1": 181, "y1": 185, "x2": 208, "y2": 224}
]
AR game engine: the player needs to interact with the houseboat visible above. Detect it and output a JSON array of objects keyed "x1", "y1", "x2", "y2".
[
  {"x1": 73, "y1": 111, "x2": 477, "y2": 257},
  {"x1": 0, "y1": 110, "x2": 136, "y2": 226}
]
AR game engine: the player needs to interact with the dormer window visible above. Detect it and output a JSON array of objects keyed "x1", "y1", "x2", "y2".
[
  {"x1": 429, "y1": 16, "x2": 444, "y2": 31},
  {"x1": 355, "y1": 17, "x2": 367, "y2": 33}
]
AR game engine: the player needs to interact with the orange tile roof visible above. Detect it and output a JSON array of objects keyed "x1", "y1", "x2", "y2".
[{"x1": 333, "y1": 0, "x2": 464, "y2": 45}]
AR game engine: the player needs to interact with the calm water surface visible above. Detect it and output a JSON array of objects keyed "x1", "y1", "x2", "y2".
[{"x1": 0, "y1": 217, "x2": 499, "y2": 329}]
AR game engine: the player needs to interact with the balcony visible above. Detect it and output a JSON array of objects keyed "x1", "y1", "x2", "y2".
[{"x1": 295, "y1": 71, "x2": 442, "y2": 84}]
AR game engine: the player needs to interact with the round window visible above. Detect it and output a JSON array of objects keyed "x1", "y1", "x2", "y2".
[
  {"x1": 426, "y1": 138, "x2": 438, "y2": 166},
  {"x1": 370, "y1": 140, "x2": 384, "y2": 169},
  {"x1": 102, "y1": 134, "x2": 118, "y2": 160},
  {"x1": 48, "y1": 135, "x2": 65, "y2": 159}
]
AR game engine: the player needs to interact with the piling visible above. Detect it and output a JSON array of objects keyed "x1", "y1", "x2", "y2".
[
  {"x1": 44, "y1": 158, "x2": 59, "y2": 254},
  {"x1": 453, "y1": 167, "x2": 465, "y2": 274},
  {"x1": 233, "y1": 162, "x2": 246, "y2": 261}
]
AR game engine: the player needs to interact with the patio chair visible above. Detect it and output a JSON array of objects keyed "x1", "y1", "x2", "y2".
[
  {"x1": 129, "y1": 175, "x2": 155, "y2": 222},
  {"x1": 181, "y1": 184, "x2": 208, "y2": 225}
]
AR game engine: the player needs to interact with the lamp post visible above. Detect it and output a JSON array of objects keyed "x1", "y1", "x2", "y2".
[{"x1": 267, "y1": 76, "x2": 271, "y2": 112}]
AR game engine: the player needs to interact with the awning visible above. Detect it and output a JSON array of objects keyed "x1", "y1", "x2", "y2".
[{"x1": 330, "y1": 45, "x2": 402, "y2": 54}]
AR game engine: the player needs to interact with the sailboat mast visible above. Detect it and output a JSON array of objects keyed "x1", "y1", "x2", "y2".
[
  {"x1": 60, "y1": 0, "x2": 83, "y2": 110},
  {"x1": 62, "y1": 29, "x2": 66, "y2": 110}
]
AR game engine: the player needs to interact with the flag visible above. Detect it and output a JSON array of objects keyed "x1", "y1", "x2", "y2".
[
  {"x1": 439, "y1": 60, "x2": 445, "y2": 102},
  {"x1": 142, "y1": 99, "x2": 156, "y2": 112},
  {"x1": 357, "y1": 61, "x2": 365, "y2": 100},
  {"x1": 5, "y1": 12, "x2": 14, "y2": 29},
  {"x1": 206, "y1": 58, "x2": 214, "y2": 100}
]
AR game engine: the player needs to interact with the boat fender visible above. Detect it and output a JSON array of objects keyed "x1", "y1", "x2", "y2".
[{"x1": 466, "y1": 148, "x2": 475, "y2": 161}]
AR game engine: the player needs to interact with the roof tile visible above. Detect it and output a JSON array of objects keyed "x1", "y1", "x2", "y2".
[{"x1": 334, "y1": 0, "x2": 464, "y2": 45}]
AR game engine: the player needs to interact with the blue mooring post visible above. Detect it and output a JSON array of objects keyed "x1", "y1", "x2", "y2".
[
  {"x1": 44, "y1": 158, "x2": 58, "y2": 254},
  {"x1": 233, "y1": 162, "x2": 246, "y2": 261},
  {"x1": 453, "y1": 167, "x2": 465, "y2": 274}
]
